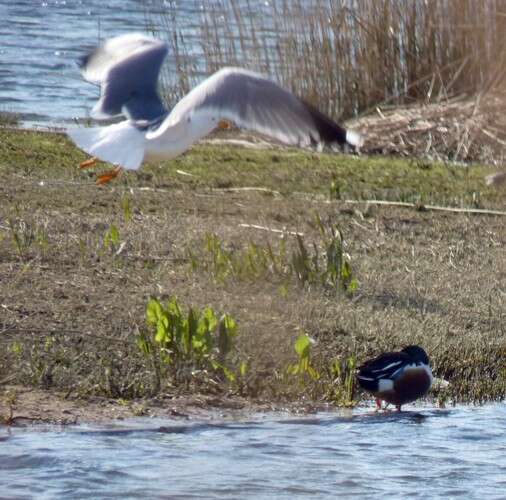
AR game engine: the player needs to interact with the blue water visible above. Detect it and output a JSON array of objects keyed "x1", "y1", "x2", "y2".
[
  {"x1": 2, "y1": 404, "x2": 506, "y2": 498},
  {"x1": 0, "y1": 0, "x2": 206, "y2": 125}
]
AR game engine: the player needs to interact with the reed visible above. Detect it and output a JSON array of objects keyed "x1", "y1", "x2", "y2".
[{"x1": 144, "y1": 0, "x2": 506, "y2": 120}]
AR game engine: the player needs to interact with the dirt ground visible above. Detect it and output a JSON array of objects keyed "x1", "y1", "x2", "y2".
[
  {"x1": 0, "y1": 383, "x2": 319, "y2": 426},
  {"x1": 0, "y1": 127, "x2": 505, "y2": 425}
]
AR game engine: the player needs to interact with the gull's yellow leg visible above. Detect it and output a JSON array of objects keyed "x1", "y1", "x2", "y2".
[
  {"x1": 79, "y1": 157, "x2": 97, "y2": 169},
  {"x1": 96, "y1": 166, "x2": 122, "y2": 185}
]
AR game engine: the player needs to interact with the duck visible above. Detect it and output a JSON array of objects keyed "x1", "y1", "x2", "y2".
[
  {"x1": 356, "y1": 345, "x2": 433, "y2": 411},
  {"x1": 67, "y1": 33, "x2": 363, "y2": 184}
]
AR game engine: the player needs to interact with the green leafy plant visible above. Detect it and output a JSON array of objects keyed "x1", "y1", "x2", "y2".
[
  {"x1": 287, "y1": 334, "x2": 320, "y2": 381},
  {"x1": 314, "y1": 213, "x2": 359, "y2": 294},
  {"x1": 137, "y1": 297, "x2": 239, "y2": 392}
]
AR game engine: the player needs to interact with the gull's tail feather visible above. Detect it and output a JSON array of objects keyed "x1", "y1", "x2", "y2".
[
  {"x1": 67, "y1": 121, "x2": 146, "y2": 170},
  {"x1": 345, "y1": 130, "x2": 364, "y2": 149},
  {"x1": 304, "y1": 102, "x2": 363, "y2": 151}
]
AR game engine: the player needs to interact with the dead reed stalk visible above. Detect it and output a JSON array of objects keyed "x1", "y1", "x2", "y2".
[{"x1": 144, "y1": 0, "x2": 506, "y2": 120}]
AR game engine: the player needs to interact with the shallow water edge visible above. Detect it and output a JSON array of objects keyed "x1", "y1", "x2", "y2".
[{"x1": 2, "y1": 404, "x2": 506, "y2": 499}]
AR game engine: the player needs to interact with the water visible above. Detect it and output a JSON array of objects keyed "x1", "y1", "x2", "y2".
[
  {"x1": 0, "y1": 0, "x2": 206, "y2": 126},
  {"x1": 2, "y1": 404, "x2": 506, "y2": 498}
]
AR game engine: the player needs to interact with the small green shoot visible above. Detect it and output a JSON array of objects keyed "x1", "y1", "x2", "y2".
[
  {"x1": 121, "y1": 195, "x2": 133, "y2": 222},
  {"x1": 103, "y1": 224, "x2": 120, "y2": 253},
  {"x1": 328, "y1": 355, "x2": 357, "y2": 406},
  {"x1": 189, "y1": 214, "x2": 359, "y2": 295},
  {"x1": 287, "y1": 334, "x2": 320, "y2": 381}
]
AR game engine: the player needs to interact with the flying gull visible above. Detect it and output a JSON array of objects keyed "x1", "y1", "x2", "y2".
[{"x1": 68, "y1": 33, "x2": 363, "y2": 184}]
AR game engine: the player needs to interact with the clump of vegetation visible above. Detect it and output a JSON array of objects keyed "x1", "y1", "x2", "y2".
[
  {"x1": 0, "y1": 389, "x2": 17, "y2": 425},
  {"x1": 287, "y1": 334, "x2": 319, "y2": 381},
  {"x1": 7, "y1": 215, "x2": 49, "y2": 260},
  {"x1": 136, "y1": 297, "x2": 240, "y2": 393},
  {"x1": 189, "y1": 232, "x2": 286, "y2": 283},
  {"x1": 326, "y1": 356, "x2": 358, "y2": 407},
  {"x1": 189, "y1": 214, "x2": 359, "y2": 295},
  {"x1": 282, "y1": 334, "x2": 357, "y2": 406},
  {"x1": 102, "y1": 223, "x2": 121, "y2": 254},
  {"x1": 0, "y1": 110, "x2": 20, "y2": 128},
  {"x1": 307, "y1": 213, "x2": 359, "y2": 294},
  {"x1": 146, "y1": 0, "x2": 506, "y2": 119}
]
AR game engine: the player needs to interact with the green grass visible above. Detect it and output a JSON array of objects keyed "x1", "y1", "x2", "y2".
[
  {"x1": 189, "y1": 219, "x2": 359, "y2": 295},
  {"x1": 0, "y1": 128, "x2": 501, "y2": 209}
]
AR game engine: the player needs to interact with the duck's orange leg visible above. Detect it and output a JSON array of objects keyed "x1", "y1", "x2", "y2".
[{"x1": 96, "y1": 166, "x2": 122, "y2": 185}]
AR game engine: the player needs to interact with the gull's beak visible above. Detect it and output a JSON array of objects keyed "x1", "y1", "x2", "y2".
[{"x1": 96, "y1": 166, "x2": 122, "y2": 185}]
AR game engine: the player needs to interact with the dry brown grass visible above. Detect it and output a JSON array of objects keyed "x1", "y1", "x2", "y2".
[
  {"x1": 0, "y1": 128, "x2": 505, "y2": 419},
  {"x1": 352, "y1": 92, "x2": 506, "y2": 164},
  {"x1": 145, "y1": 0, "x2": 506, "y2": 119}
]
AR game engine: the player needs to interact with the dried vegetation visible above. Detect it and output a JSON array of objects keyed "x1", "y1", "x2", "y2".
[
  {"x1": 146, "y1": 0, "x2": 506, "y2": 167},
  {"x1": 0, "y1": 128, "x2": 505, "y2": 423}
]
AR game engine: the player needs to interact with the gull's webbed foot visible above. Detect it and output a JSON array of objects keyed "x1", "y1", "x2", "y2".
[
  {"x1": 96, "y1": 166, "x2": 122, "y2": 185},
  {"x1": 79, "y1": 157, "x2": 97, "y2": 169}
]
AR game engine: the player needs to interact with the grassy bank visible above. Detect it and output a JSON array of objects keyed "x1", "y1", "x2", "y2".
[{"x1": 0, "y1": 127, "x2": 505, "y2": 422}]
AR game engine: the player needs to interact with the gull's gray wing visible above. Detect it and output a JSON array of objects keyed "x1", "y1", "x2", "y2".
[
  {"x1": 148, "y1": 67, "x2": 361, "y2": 149},
  {"x1": 79, "y1": 33, "x2": 168, "y2": 121}
]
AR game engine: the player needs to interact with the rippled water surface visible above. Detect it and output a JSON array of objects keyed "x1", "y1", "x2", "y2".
[
  {"x1": 0, "y1": 0, "x2": 205, "y2": 125},
  {"x1": 2, "y1": 404, "x2": 506, "y2": 498}
]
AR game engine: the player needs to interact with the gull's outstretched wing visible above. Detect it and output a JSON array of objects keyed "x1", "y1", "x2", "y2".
[
  {"x1": 79, "y1": 33, "x2": 168, "y2": 121},
  {"x1": 147, "y1": 67, "x2": 362, "y2": 149}
]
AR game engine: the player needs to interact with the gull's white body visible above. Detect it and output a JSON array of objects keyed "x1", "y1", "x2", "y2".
[
  {"x1": 68, "y1": 33, "x2": 362, "y2": 171},
  {"x1": 145, "y1": 109, "x2": 217, "y2": 162}
]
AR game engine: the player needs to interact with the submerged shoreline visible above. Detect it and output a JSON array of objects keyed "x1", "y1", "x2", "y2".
[{"x1": 0, "y1": 127, "x2": 505, "y2": 426}]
